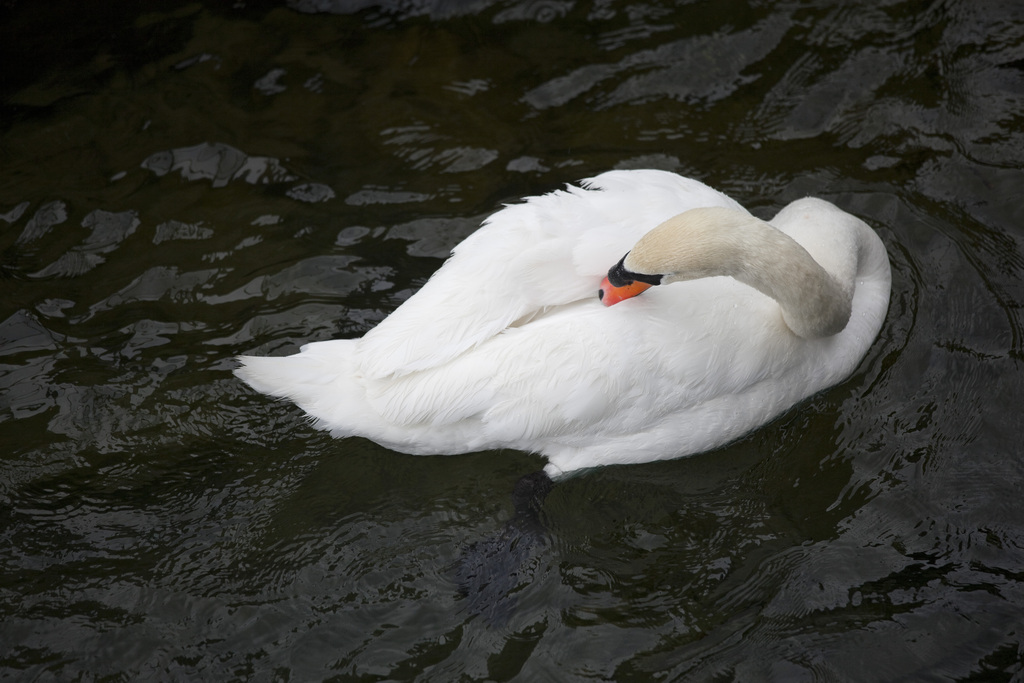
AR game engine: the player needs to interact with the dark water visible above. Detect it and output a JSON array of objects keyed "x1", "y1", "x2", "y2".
[{"x1": 3, "y1": 0, "x2": 1024, "y2": 680}]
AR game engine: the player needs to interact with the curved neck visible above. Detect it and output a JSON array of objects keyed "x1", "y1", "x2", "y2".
[{"x1": 625, "y1": 208, "x2": 853, "y2": 339}]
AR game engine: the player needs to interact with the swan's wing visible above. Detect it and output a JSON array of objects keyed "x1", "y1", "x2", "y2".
[
  {"x1": 358, "y1": 170, "x2": 742, "y2": 379},
  {"x1": 360, "y1": 278, "x2": 792, "y2": 447}
]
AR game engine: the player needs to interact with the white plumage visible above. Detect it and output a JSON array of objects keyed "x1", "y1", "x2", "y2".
[{"x1": 236, "y1": 170, "x2": 891, "y2": 477}]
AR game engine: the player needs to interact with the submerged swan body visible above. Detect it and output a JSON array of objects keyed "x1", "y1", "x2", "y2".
[{"x1": 236, "y1": 170, "x2": 891, "y2": 477}]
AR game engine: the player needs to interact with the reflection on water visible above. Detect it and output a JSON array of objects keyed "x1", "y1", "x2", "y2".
[{"x1": 2, "y1": 0, "x2": 1024, "y2": 680}]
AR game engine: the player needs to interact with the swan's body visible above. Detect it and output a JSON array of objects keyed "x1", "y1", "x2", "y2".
[{"x1": 236, "y1": 170, "x2": 890, "y2": 477}]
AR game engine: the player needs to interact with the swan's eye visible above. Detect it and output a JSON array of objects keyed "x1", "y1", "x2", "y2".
[
  {"x1": 607, "y1": 255, "x2": 633, "y2": 287},
  {"x1": 607, "y1": 254, "x2": 662, "y2": 288}
]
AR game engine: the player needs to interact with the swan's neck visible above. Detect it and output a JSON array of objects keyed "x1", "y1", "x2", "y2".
[{"x1": 626, "y1": 208, "x2": 853, "y2": 339}]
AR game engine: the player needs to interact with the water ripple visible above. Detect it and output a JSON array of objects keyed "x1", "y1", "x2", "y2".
[{"x1": 2, "y1": 0, "x2": 1024, "y2": 680}]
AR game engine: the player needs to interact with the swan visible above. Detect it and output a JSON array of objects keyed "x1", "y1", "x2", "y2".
[{"x1": 236, "y1": 170, "x2": 891, "y2": 478}]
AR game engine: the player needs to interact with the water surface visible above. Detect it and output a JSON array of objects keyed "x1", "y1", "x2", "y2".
[{"x1": 2, "y1": 0, "x2": 1024, "y2": 680}]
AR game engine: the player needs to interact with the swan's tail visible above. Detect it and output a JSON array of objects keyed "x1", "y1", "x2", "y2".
[
  {"x1": 235, "y1": 354, "x2": 326, "y2": 400},
  {"x1": 234, "y1": 340, "x2": 367, "y2": 434}
]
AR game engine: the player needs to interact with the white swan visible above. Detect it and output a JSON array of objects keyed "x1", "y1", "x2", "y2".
[{"x1": 236, "y1": 170, "x2": 890, "y2": 478}]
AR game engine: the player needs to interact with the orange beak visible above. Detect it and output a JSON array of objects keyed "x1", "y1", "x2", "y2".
[{"x1": 599, "y1": 276, "x2": 653, "y2": 306}]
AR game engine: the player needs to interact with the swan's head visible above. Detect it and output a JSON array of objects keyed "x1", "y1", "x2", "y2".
[
  {"x1": 598, "y1": 254, "x2": 662, "y2": 306},
  {"x1": 596, "y1": 207, "x2": 856, "y2": 339},
  {"x1": 598, "y1": 207, "x2": 749, "y2": 307}
]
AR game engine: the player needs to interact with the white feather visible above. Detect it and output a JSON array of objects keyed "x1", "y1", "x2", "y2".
[{"x1": 235, "y1": 170, "x2": 890, "y2": 477}]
